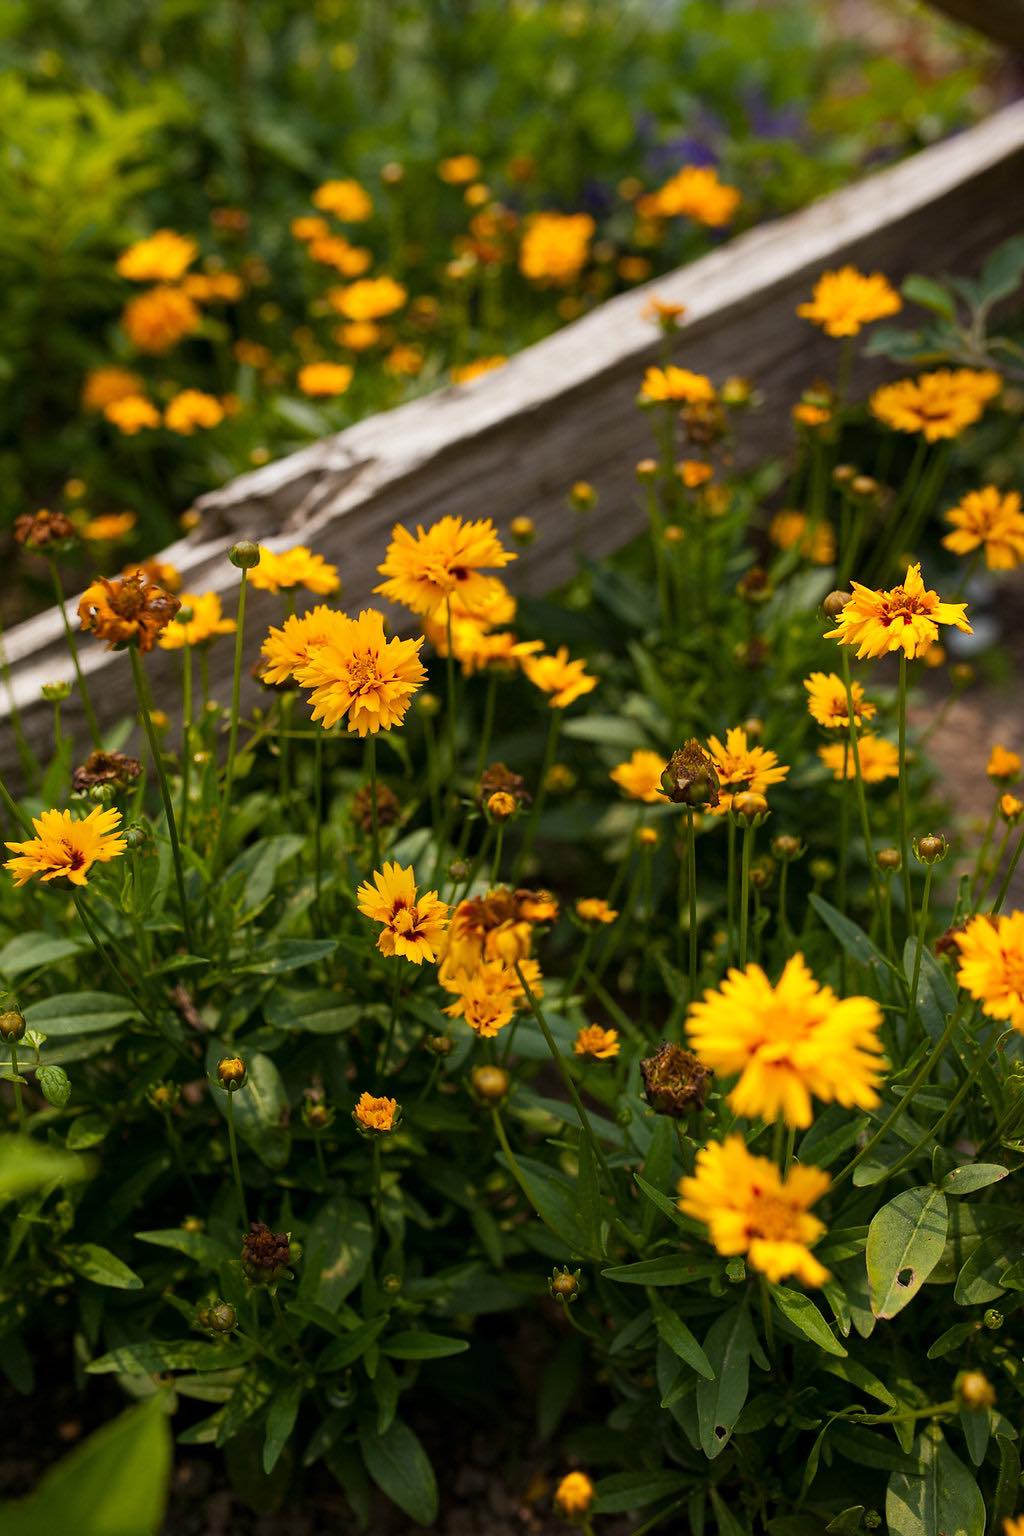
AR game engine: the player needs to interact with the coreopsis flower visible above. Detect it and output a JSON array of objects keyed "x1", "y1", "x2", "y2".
[
  {"x1": 356, "y1": 862, "x2": 449, "y2": 964},
  {"x1": 5, "y1": 806, "x2": 127, "y2": 888},
  {"x1": 14, "y1": 509, "x2": 77, "y2": 551},
  {"x1": 819, "y1": 733, "x2": 899, "y2": 784},
  {"x1": 825, "y1": 563, "x2": 971, "y2": 660},
  {"x1": 954, "y1": 913, "x2": 1024, "y2": 1032},
  {"x1": 517, "y1": 889, "x2": 558, "y2": 923},
  {"x1": 678, "y1": 459, "x2": 713, "y2": 489},
  {"x1": 678, "y1": 1137, "x2": 831, "y2": 1286},
  {"x1": 610, "y1": 749, "x2": 668, "y2": 804},
  {"x1": 260, "y1": 606, "x2": 350, "y2": 685},
  {"x1": 82, "y1": 366, "x2": 145, "y2": 412},
  {"x1": 352, "y1": 1092, "x2": 400, "y2": 1134},
  {"x1": 336, "y1": 320, "x2": 381, "y2": 351},
  {"x1": 296, "y1": 608, "x2": 426, "y2": 735},
  {"x1": 522, "y1": 648, "x2": 597, "y2": 709},
  {"x1": 1005, "y1": 1520, "x2": 1024, "y2": 1536},
  {"x1": 768, "y1": 510, "x2": 836, "y2": 565},
  {"x1": 164, "y1": 389, "x2": 225, "y2": 435},
  {"x1": 384, "y1": 343, "x2": 425, "y2": 377},
  {"x1": 870, "y1": 369, "x2": 1000, "y2": 442},
  {"x1": 117, "y1": 230, "x2": 198, "y2": 282},
  {"x1": 82, "y1": 512, "x2": 137, "y2": 542},
  {"x1": 574, "y1": 1024, "x2": 620, "y2": 1059},
  {"x1": 644, "y1": 296, "x2": 687, "y2": 328},
  {"x1": 375, "y1": 515, "x2": 515, "y2": 618},
  {"x1": 793, "y1": 400, "x2": 832, "y2": 430},
  {"x1": 329, "y1": 276, "x2": 407, "y2": 322},
  {"x1": 804, "y1": 671, "x2": 876, "y2": 729},
  {"x1": 292, "y1": 215, "x2": 330, "y2": 242},
  {"x1": 78, "y1": 571, "x2": 181, "y2": 651},
  {"x1": 943, "y1": 487, "x2": 1024, "y2": 570},
  {"x1": 575, "y1": 898, "x2": 618, "y2": 925},
  {"x1": 554, "y1": 1471, "x2": 595, "y2": 1519},
  {"x1": 706, "y1": 727, "x2": 789, "y2": 816},
  {"x1": 519, "y1": 211, "x2": 594, "y2": 284},
  {"x1": 686, "y1": 953, "x2": 884, "y2": 1127},
  {"x1": 478, "y1": 763, "x2": 530, "y2": 811},
  {"x1": 438, "y1": 154, "x2": 481, "y2": 184},
  {"x1": 183, "y1": 270, "x2": 244, "y2": 303},
  {"x1": 298, "y1": 362, "x2": 354, "y2": 398},
  {"x1": 438, "y1": 889, "x2": 548, "y2": 990},
  {"x1": 639, "y1": 365, "x2": 715, "y2": 405},
  {"x1": 121, "y1": 285, "x2": 200, "y2": 353},
  {"x1": 1000, "y1": 794, "x2": 1024, "y2": 825},
  {"x1": 988, "y1": 745, "x2": 1022, "y2": 783},
  {"x1": 158, "y1": 592, "x2": 236, "y2": 649},
  {"x1": 797, "y1": 266, "x2": 902, "y2": 337},
  {"x1": 308, "y1": 236, "x2": 372, "y2": 275},
  {"x1": 443, "y1": 960, "x2": 520, "y2": 1036},
  {"x1": 249, "y1": 546, "x2": 341, "y2": 596},
  {"x1": 450, "y1": 355, "x2": 508, "y2": 384},
  {"x1": 104, "y1": 395, "x2": 161, "y2": 434},
  {"x1": 312, "y1": 178, "x2": 373, "y2": 220},
  {"x1": 639, "y1": 165, "x2": 740, "y2": 226}
]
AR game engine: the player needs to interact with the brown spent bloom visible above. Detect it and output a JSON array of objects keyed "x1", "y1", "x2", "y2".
[
  {"x1": 641, "y1": 1041, "x2": 712, "y2": 1118},
  {"x1": 352, "y1": 782, "x2": 401, "y2": 832},
  {"x1": 661, "y1": 741, "x2": 720, "y2": 808},
  {"x1": 15, "y1": 509, "x2": 78, "y2": 552},
  {"x1": 71, "y1": 750, "x2": 143, "y2": 795},
  {"x1": 241, "y1": 1222, "x2": 293, "y2": 1285},
  {"x1": 78, "y1": 573, "x2": 181, "y2": 652},
  {"x1": 478, "y1": 762, "x2": 531, "y2": 810}
]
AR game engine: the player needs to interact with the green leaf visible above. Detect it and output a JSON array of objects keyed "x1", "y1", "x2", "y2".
[
  {"x1": 978, "y1": 235, "x2": 1024, "y2": 308},
  {"x1": 135, "y1": 1228, "x2": 235, "y2": 1267},
  {"x1": 821, "y1": 1356, "x2": 897, "y2": 1409},
  {"x1": 697, "y1": 1303, "x2": 757, "y2": 1459},
  {"x1": 592, "y1": 1469, "x2": 690, "y2": 1514},
  {"x1": 807, "y1": 895, "x2": 888, "y2": 975},
  {"x1": 265, "y1": 990, "x2": 361, "y2": 1035},
  {"x1": 36, "y1": 1064, "x2": 71, "y2": 1108},
  {"x1": 770, "y1": 1286, "x2": 847, "y2": 1356},
  {"x1": 359, "y1": 1417, "x2": 438, "y2": 1527},
  {"x1": 235, "y1": 939, "x2": 338, "y2": 975},
  {"x1": 88, "y1": 1339, "x2": 253, "y2": 1375},
  {"x1": 263, "y1": 1377, "x2": 304, "y2": 1475},
  {"x1": 23, "y1": 991, "x2": 139, "y2": 1037},
  {"x1": 825, "y1": 1511, "x2": 866, "y2": 1535},
  {"x1": 317, "y1": 1317, "x2": 388, "y2": 1371},
  {"x1": 832, "y1": 1424, "x2": 920, "y2": 1474},
  {"x1": 298, "y1": 1195, "x2": 373, "y2": 1311},
  {"x1": 710, "y1": 1486, "x2": 750, "y2": 1535},
  {"x1": 634, "y1": 1172, "x2": 698, "y2": 1231},
  {"x1": 941, "y1": 1164, "x2": 1008, "y2": 1196},
  {"x1": 992, "y1": 1433, "x2": 1021, "y2": 1533},
  {"x1": 227, "y1": 834, "x2": 305, "y2": 913},
  {"x1": 537, "y1": 1334, "x2": 583, "y2": 1439},
  {"x1": 0, "y1": 932, "x2": 84, "y2": 978},
  {"x1": 650, "y1": 1291, "x2": 715, "y2": 1380},
  {"x1": 640, "y1": 1117, "x2": 674, "y2": 1241},
  {"x1": 380, "y1": 1331, "x2": 470, "y2": 1360},
  {"x1": 494, "y1": 1151, "x2": 592, "y2": 1254},
  {"x1": 602, "y1": 1255, "x2": 720, "y2": 1286},
  {"x1": 926, "y1": 1320, "x2": 977, "y2": 1359},
  {"x1": 62, "y1": 1242, "x2": 143, "y2": 1290},
  {"x1": 867, "y1": 1187, "x2": 948, "y2": 1320},
  {"x1": 886, "y1": 1424, "x2": 984, "y2": 1536},
  {"x1": 0, "y1": 1136, "x2": 88, "y2": 1200},
  {"x1": 207, "y1": 1046, "x2": 289, "y2": 1170},
  {"x1": 0, "y1": 1395, "x2": 171, "y2": 1536},
  {"x1": 901, "y1": 273, "x2": 956, "y2": 321},
  {"x1": 953, "y1": 1233, "x2": 1022, "y2": 1306},
  {"x1": 66, "y1": 1113, "x2": 108, "y2": 1150}
]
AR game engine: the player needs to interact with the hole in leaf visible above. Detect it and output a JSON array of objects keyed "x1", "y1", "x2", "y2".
[
  {"x1": 896, "y1": 1267, "x2": 914, "y2": 1287},
  {"x1": 714, "y1": 1426, "x2": 727, "y2": 1440}
]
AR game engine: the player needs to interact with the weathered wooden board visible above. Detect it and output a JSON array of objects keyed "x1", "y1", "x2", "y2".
[{"x1": 4, "y1": 99, "x2": 1024, "y2": 771}]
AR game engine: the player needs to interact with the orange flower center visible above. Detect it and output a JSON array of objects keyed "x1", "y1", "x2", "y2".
[
  {"x1": 746, "y1": 1191, "x2": 798, "y2": 1244},
  {"x1": 347, "y1": 655, "x2": 380, "y2": 689},
  {"x1": 879, "y1": 587, "x2": 928, "y2": 626},
  {"x1": 60, "y1": 840, "x2": 86, "y2": 871}
]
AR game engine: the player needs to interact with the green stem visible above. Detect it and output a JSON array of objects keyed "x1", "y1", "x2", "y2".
[
  {"x1": 225, "y1": 1089, "x2": 249, "y2": 1229},
  {"x1": 49, "y1": 559, "x2": 101, "y2": 747},
  {"x1": 130, "y1": 646, "x2": 194, "y2": 952},
  {"x1": 992, "y1": 825, "x2": 1024, "y2": 913},
  {"x1": 490, "y1": 1106, "x2": 565, "y2": 1243},
  {"x1": 180, "y1": 644, "x2": 193, "y2": 847},
  {"x1": 977, "y1": 824, "x2": 1013, "y2": 911},
  {"x1": 8, "y1": 1042, "x2": 25, "y2": 1127},
  {"x1": 904, "y1": 863, "x2": 933, "y2": 1046},
  {"x1": 514, "y1": 710, "x2": 561, "y2": 877},
  {"x1": 726, "y1": 818, "x2": 737, "y2": 966},
  {"x1": 372, "y1": 1139, "x2": 383, "y2": 1240},
  {"x1": 210, "y1": 568, "x2": 249, "y2": 883},
  {"x1": 738, "y1": 821, "x2": 754, "y2": 967},
  {"x1": 897, "y1": 653, "x2": 914, "y2": 929},
  {"x1": 367, "y1": 734, "x2": 381, "y2": 870},
  {"x1": 313, "y1": 730, "x2": 324, "y2": 919},
  {"x1": 840, "y1": 649, "x2": 884, "y2": 920},
  {"x1": 379, "y1": 967, "x2": 402, "y2": 1074},
  {"x1": 686, "y1": 808, "x2": 698, "y2": 1003}
]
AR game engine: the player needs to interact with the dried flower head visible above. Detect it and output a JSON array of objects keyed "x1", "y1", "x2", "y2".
[
  {"x1": 352, "y1": 782, "x2": 401, "y2": 832},
  {"x1": 14, "y1": 509, "x2": 77, "y2": 552},
  {"x1": 640, "y1": 1042, "x2": 712, "y2": 1118},
  {"x1": 661, "y1": 740, "x2": 720, "y2": 808},
  {"x1": 78, "y1": 573, "x2": 181, "y2": 652},
  {"x1": 71, "y1": 751, "x2": 143, "y2": 795},
  {"x1": 241, "y1": 1222, "x2": 293, "y2": 1285}
]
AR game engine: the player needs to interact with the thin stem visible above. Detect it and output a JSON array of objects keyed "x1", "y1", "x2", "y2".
[
  {"x1": 490, "y1": 824, "x2": 505, "y2": 885},
  {"x1": 210, "y1": 568, "x2": 249, "y2": 883},
  {"x1": 905, "y1": 863, "x2": 933, "y2": 1045},
  {"x1": 313, "y1": 730, "x2": 324, "y2": 919},
  {"x1": 225, "y1": 1090, "x2": 249, "y2": 1229},
  {"x1": 759, "y1": 1276, "x2": 775, "y2": 1360},
  {"x1": 180, "y1": 643, "x2": 193, "y2": 846},
  {"x1": 8, "y1": 1043, "x2": 25, "y2": 1127},
  {"x1": 490, "y1": 1106, "x2": 565, "y2": 1243},
  {"x1": 840, "y1": 650, "x2": 884, "y2": 919},
  {"x1": 514, "y1": 710, "x2": 561, "y2": 878},
  {"x1": 686, "y1": 809, "x2": 698, "y2": 1003},
  {"x1": 379, "y1": 966, "x2": 402, "y2": 1074},
  {"x1": 738, "y1": 821, "x2": 754, "y2": 968},
  {"x1": 897, "y1": 654, "x2": 914, "y2": 928},
  {"x1": 49, "y1": 559, "x2": 101, "y2": 747},
  {"x1": 726, "y1": 818, "x2": 737, "y2": 966},
  {"x1": 977, "y1": 823, "x2": 1013, "y2": 910},
  {"x1": 372, "y1": 1139, "x2": 383, "y2": 1240},
  {"x1": 130, "y1": 646, "x2": 194, "y2": 952},
  {"x1": 367, "y1": 735, "x2": 381, "y2": 870},
  {"x1": 992, "y1": 825, "x2": 1024, "y2": 913}
]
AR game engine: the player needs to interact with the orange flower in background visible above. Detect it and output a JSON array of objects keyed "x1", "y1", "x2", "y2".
[
  {"x1": 376, "y1": 516, "x2": 515, "y2": 618},
  {"x1": 260, "y1": 606, "x2": 350, "y2": 685},
  {"x1": 575, "y1": 898, "x2": 618, "y2": 926},
  {"x1": 103, "y1": 395, "x2": 161, "y2": 435},
  {"x1": 819, "y1": 733, "x2": 899, "y2": 784},
  {"x1": 574, "y1": 1024, "x2": 620, "y2": 1059},
  {"x1": 82, "y1": 512, "x2": 137, "y2": 542},
  {"x1": 297, "y1": 608, "x2": 426, "y2": 735},
  {"x1": 298, "y1": 362, "x2": 354, "y2": 398},
  {"x1": 870, "y1": 369, "x2": 1000, "y2": 442},
  {"x1": 356, "y1": 862, "x2": 449, "y2": 964},
  {"x1": 183, "y1": 270, "x2": 244, "y2": 303},
  {"x1": 158, "y1": 592, "x2": 236, "y2": 649},
  {"x1": 804, "y1": 672, "x2": 876, "y2": 730},
  {"x1": 384, "y1": 343, "x2": 424, "y2": 377},
  {"x1": 610, "y1": 749, "x2": 667, "y2": 804},
  {"x1": 678, "y1": 459, "x2": 713, "y2": 489},
  {"x1": 554, "y1": 1471, "x2": 594, "y2": 1518},
  {"x1": 639, "y1": 365, "x2": 715, "y2": 405},
  {"x1": 943, "y1": 487, "x2": 1024, "y2": 571},
  {"x1": 117, "y1": 230, "x2": 198, "y2": 283},
  {"x1": 250, "y1": 546, "x2": 341, "y2": 597},
  {"x1": 335, "y1": 321, "x2": 381, "y2": 351},
  {"x1": 438, "y1": 154, "x2": 482, "y2": 184},
  {"x1": 5, "y1": 806, "x2": 127, "y2": 889},
  {"x1": 797, "y1": 266, "x2": 902, "y2": 337},
  {"x1": 121, "y1": 285, "x2": 201, "y2": 354},
  {"x1": 122, "y1": 558, "x2": 181, "y2": 592},
  {"x1": 769, "y1": 510, "x2": 835, "y2": 565},
  {"x1": 291, "y1": 215, "x2": 330, "y2": 242},
  {"x1": 519, "y1": 211, "x2": 594, "y2": 284},
  {"x1": 164, "y1": 389, "x2": 225, "y2": 435},
  {"x1": 826, "y1": 563, "x2": 971, "y2": 660},
  {"x1": 988, "y1": 745, "x2": 1022, "y2": 783},
  {"x1": 329, "y1": 276, "x2": 407, "y2": 321},
  {"x1": 706, "y1": 727, "x2": 789, "y2": 815},
  {"x1": 639, "y1": 165, "x2": 740, "y2": 226},
  {"x1": 451, "y1": 355, "x2": 507, "y2": 384},
  {"x1": 308, "y1": 236, "x2": 372, "y2": 276},
  {"x1": 82, "y1": 367, "x2": 144, "y2": 412},
  {"x1": 312, "y1": 178, "x2": 373, "y2": 221},
  {"x1": 78, "y1": 572, "x2": 181, "y2": 651},
  {"x1": 522, "y1": 647, "x2": 597, "y2": 709},
  {"x1": 954, "y1": 912, "x2": 1024, "y2": 1032}
]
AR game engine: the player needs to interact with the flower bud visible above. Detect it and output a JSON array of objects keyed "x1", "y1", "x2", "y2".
[
  {"x1": 809, "y1": 856, "x2": 835, "y2": 883},
  {"x1": 302, "y1": 1096, "x2": 335, "y2": 1132},
  {"x1": 0, "y1": 1009, "x2": 26, "y2": 1043},
  {"x1": 147, "y1": 1081, "x2": 180, "y2": 1112},
  {"x1": 216, "y1": 1055, "x2": 247, "y2": 1091},
  {"x1": 229, "y1": 541, "x2": 261, "y2": 569},
  {"x1": 984, "y1": 1308, "x2": 1004, "y2": 1330},
  {"x1": 486, "y1": 790, "x2": 518, "y2": 823},
  {"x1": 635, "y1": 458, "x2": 658, "y2": 483},
  {"x1": 382, "y1": 1271, "x2": 402, "y2": 1294},
  {"x1": 201, "y1": 1300, "x2": 237, "y2": 1334},
  {"x1": 771, "y1": 834, "x2": 803, "y2": 862},
  {"x1": 471, "y1": 1064, "x2": 510, "y2": 1103},
  {"x1": 732, "y1": 791, "x2": 768, "y2": 825},
  {"x1": 549, "y1": 1266, "x2": 581, "y2": 1303},
  {"x1": 447, "y1": 858, "x2": 470, "y2": 882},
  {"x1": 417, "y1": 691, "x2": 441, "y2": 719},
  {"x1": 661, "y1": 741, "x2": 720, "y2": 809},
  {"x1": 568, "y1": 481, "x2": 596, "y2": 513},
  {"x1": 822, "y1": 590, "x2": 851, "y2": 619},
  {"x1": 832, "y1": 463, "x2": 856, "y2": 488},
  {"x1": 999, "y1": 794, "x2": 1023, "y2": 826},
  {"x1": 864, "y1": 1514, "x2": 881, "y2": 1531},
  {"x1": 736, "y1": 566, "x2": 772, "y2": 605},
  {"x1": 509, "y1": 516, "x2": 535, "y2": 546},
  {"x1": 425, "y1": 1034, "x2": 454, "y2": 1057},
  {"x1": 955, "y1": 1369, "x2": 995, "y2": 1411},
  {"x1": 877, "y1": 847, "x2": 902, "y2": 872},
  {"x1": 950, "y1": 663, "x2": 974, "y2": 689},
  {"x1": 914, "y1": 833, "x2": 947, "y2": 865},
  {"x1": 41, "y1": 680, "x2": 73, "y2": 703}
]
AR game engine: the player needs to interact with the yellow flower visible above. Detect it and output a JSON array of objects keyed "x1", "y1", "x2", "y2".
[
  {"x1": 1004, "y1": 1518, "x2": 1024, "y2": 1536},
  {"x1": 356, "y1": 862, "x2": 449, "y2": 964},
  {"x1": 609, "y1": 749, "x2": 667, "y2": 804},
  {"x1": 819, "y1": 733, "x2": 899, "y2": 784},
  {"x1": 804, "y1": 671, "x2": 876, "y2": 729},
  {"x1": 1000, "y1": 794, "x2": 1024, "y2": 824},
  {"x1": 522, "y1": 648, "x2": 597, "y2": 709},
  {"x1": 298, "y1": 362, "x2": 354, "y2": 398},
  {"x1": 308, "y1": 236, "x2": 372, "y2": 275},
  {"x1": 5, "y1": 806, "x2": 127, "y2": 888},
  {"x1": 554, "y1": 1471, "x2": 594, "y2": 1518},
  {"x1": 943, "y1": 487, "x2": 1024, "y2": 571},
  {"x1": 825, "y1": 563, "x2": 972, "y2": 661},
  {"x1": 644, "y1": 296, "x2": 687, "y2": 326},
  {"x1": 451, "y1": 355, "x2": 507, "y2": 384},
  {"x1": 792, "y1": 401, "x2": 832, "y2": 430},
  {"x1": 575, "y1": 898, "x2": 618, "y2": 925},
  {"x1": 82, "y1": 367, "x2": 144, "y2": 412},
  {"x1": 640, "y1": 365, "x2": 715, "y2": 405},
  {"x1": 121, "y1": 285, "x2": 201, "y2": 354},
  {"x1": 384, "y1": 343, "x2": 424, "y2": 377},
  {"x1": 164, "y1": 390, "x2": 225, "y2": 435},
  {"x1": 158, "y1": 592, "x2": 236, "y2": 649},
  {"x1": 82, "y1": 511, "x2": 137, "y2": 542},
  {"x1": 117, "y1": 230, "x2": 198, "y2": 283},
  {"x1": 637, "y1": 826, "x2": 658, "y2": 846},
  {"x1": 769, "y1": 510, "x2": 835, "y2": 565},
  {"x1": 335, "y1": 320, "x2": 381, "y2": 351},
  {"x1": 103, "y1": 395, "x2": 161, "y2": 435},
  {"x1": 988, "y1": 745, "x2": 1022, "y2": 783},
  {"x1": 183, "y1": 270, "x2": 244, "y2": 303},
  {"x1": 437, "y1": 889, "x2": 547, "y2": 990},
  {"x1": 249, "y1": 546, "x2": 341, "y2": 596},
  {"x1": 291, "y1": 215, "x2": 330, "y2": 242},
  {"x1": 519, "y1": 212, "x2": 595, "y2": 284},
  {"x1": 706, "y1": 727, "x2": 789, "y2": 816},
  {"x1": 954, "y1": 913, "x2": 1024, "y2": 1032},
  {"x1": 443, "y1": 960, "x2": 520, "y2": 1037},
  {"x1": 797, "y1": 266, "x2": 902, "y2": 337},
  {"x1": 678, "y1": 1136, "x2": 831, "y2": 1286},
  {"x1": 352, "y1": 1092, "x2": 398, "y2": 1132},
  {"x1": 260, "y1": 606, "x2": 350, "y2": 685},
  {"x1": 78, "y1": 572, "x2": 180, "y2": 652},
  {"x1": 296, "y1": 608, "x2": 426, "y2": 735},
  {"x1": 376, "y1": 515, "x2": 515, "y2": 618},
  {"x1": 870, "y1": 369, "x2": 1000, "y2": 442},
  {"x1": 639, "y1": 166, "x2": 740, "y2": 226},
  {"x1": 686, "y1": 953, "x2": 884, "y2": 1127},
  {"x1": 329, "y1": 276, "x2": 407, "y2": 321},
  {"x1": 438, "y1": 154, "x2": 482, "y2": 184},
  {"x1": 574, "y1": 1024, "x2": 620, "y2": 1059},
  {"x1": 678, "y1": 459, "x2": 713, "y2": 489},
  {"x1": 312, "y1": 178, "x2": 373, "y2": 221}
]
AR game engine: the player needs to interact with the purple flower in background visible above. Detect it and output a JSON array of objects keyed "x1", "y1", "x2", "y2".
[
  {"x1": 743, "y1": 86, "x2": 807, "y2": 143},
  {"x1": 580, "y1": 178, "x2": 617, "y2": 218}
]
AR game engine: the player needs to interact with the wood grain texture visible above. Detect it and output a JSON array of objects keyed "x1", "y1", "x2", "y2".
[{"x1": 4, "y1": 99, "x2": 1024, "y2": 772}]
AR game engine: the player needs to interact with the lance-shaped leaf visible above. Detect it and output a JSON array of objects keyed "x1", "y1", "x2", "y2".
[{"x1": 867, "y1": 1186, "x2": 948, "y2": 1320}]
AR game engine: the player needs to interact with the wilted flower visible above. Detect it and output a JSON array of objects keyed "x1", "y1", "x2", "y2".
[
  {"x1": 241, "y1": 1222, "x2": 293, "y2": 1285},
  {"x1": 78, "y1": 572, "x2": 181, "y2": 652},
  {"x1": 640, "y1": 1042, "x2": 711, "y2": 1117},
  {"x1": 14, "y1": 509, "x2": 77, "y2": 552},
  {"x1": 661, "y1": 740, "x2": 720, "y2": 808},
  {"x1": 71, "y1": 750, "x2": 142, "y2": 794}
]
